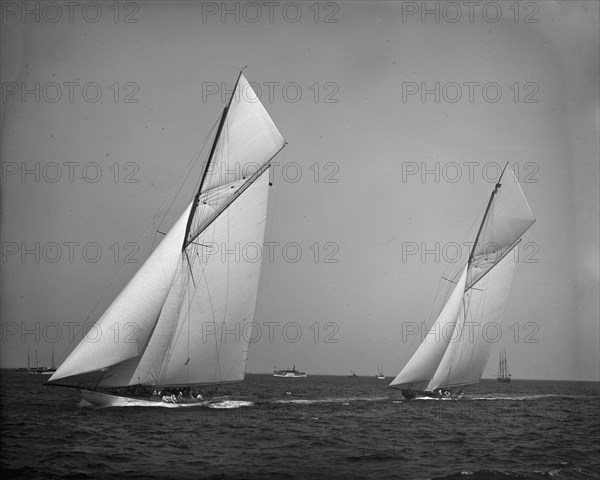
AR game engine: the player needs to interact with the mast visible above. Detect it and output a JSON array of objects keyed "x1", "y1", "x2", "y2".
[
  {"x1": 27, "y1": 346, "x2": 30, "y2": 370},
  {"x1": 182, "y1": 70, "x2": 244, "y2": 250},
  {"x1": 498, "y1": 350, "x2": 502, "y2": 378},
  {"x1": 467, "y1": 161, "x2": 510, "y2": 268}
]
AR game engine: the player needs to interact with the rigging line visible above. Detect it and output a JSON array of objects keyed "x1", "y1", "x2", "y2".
[
  {"x1": 265, "y1": 146, "x2": 285, "y2": 241},
  {"x1": 468, "y1": 161, "x2": 509, "y2": 266},
  {"x1": 184, "y1": 250, "x2": 196, "y2": 289},
  {"x1": 158, "y1": 257, "x2": 194, "y2": 384},
  {"x1": 222, "y1": 114, "x2": 231, "y2": 324},
  {"x1": 186, "y1": 251, "x2": 193, "y2": 385},
  {"x1": 64, "y1": 118, "x2": 220, "y2": 361},
  {"x1": 463, "y1": 276, "x2": 486, "y2": 383},
  {"x1": 156, "y1": 116, "x2": 220, "y2": 232},
  {"x1": 194, "y1": 240, "x2": 221, "y2": 379},
  {"x1": 183, "y1": 71, "x2": 244, "y2": 250},
  {"x1": 130, "y1": 253, "x2": 190, "y2": 386},
  {"x1": 213, "y1": 115, "x2": 231, "y2": 381}
]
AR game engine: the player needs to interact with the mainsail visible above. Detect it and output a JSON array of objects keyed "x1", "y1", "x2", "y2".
[
  {"x1": 49, "y1": 72, "x2": 286, "y2": 389},
  {"x1": 390, "y1": 164, "x2": 534, "y2": 392}
]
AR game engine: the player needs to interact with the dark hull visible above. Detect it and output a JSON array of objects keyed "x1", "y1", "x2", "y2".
[
  {"x1": 81, "y1": 390, "x2": 211, "y2": 407},
  {"x1": 497, "y1": 377, "x2": 511, "y2": 382}
]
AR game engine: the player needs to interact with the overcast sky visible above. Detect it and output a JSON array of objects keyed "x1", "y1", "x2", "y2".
[{"x1": 1, "y1": 1, "x2": 598, "y2": 381}]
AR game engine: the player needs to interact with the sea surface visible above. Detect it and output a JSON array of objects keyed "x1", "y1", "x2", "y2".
[{"x1": 1, "y1": 370, "x2": 598, "y2": 479}]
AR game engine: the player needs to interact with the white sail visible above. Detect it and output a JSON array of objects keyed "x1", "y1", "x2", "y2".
[
  {"x1": 49, "y1": 72, "x2": 285, "y2": 390},
  {"x1": 48, "y1": 204, "x2": 192, "y2": 383},
  {"x1": 196, "y1": 74, "x2": 284, "y2": 195},
  {"x1": 467, "y1": 167, "x2": 534, "y2": 288},
  {"x1": 427, "y1": 247, "x2": 517, "y2": 390},
  {"x1": 93, "y1": 179, "x2": 247, "y2": 387},
  {"x1": 133, "y1": 171, "x2": 270, "y2": 386},
  {"x1": 389, "y1": 266, "x2": 468, "y2": 388}
]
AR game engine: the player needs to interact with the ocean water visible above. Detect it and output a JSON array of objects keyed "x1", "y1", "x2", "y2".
[{"x1": 1, "y1": 370, "x2": 598, "y2": 479}]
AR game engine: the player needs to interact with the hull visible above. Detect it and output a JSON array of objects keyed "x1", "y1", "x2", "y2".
[
  {"x1": 273, "y1": 372, "x2": 307, "y2": 378},
  {"x1": 497, "y1": 377, "x2": 511, "y2": 383},
  {"x1": 80, "y1": 390, "x2": 211, "y2": 407}
]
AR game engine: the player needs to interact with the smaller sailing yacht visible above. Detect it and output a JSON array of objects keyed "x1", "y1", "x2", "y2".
[
  {"x1": 389, "y1": 163, "x2": 535, "y2": 400},
  {"x1": 376, "y1": 364, "x2": 385, "y2": 379},
  {"x1": 29, "y1": 348, "x2": 56, "y2": 374},
  {"x1": 497, "y1": 348, "x2": 511, "y2": 382}
]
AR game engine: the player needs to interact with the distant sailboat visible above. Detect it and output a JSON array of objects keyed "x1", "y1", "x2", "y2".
[
  {"x1": 376, "y1": 364, "x2": 385, "y2": 379},
  {"x1": 390, "y1": 163, "x2": 535, "y2": 400},
  {"x1": 47, "y1": 71, "x2": 287, "y2": 406},
  {"x1": 15, "y1": 346, "x2": 31, "y2": 372},
  {"x1": 39, "y1": 349, "x2": 57, "y2": 375},
  {"x1": 497, "y1": 348, "x2": 511, "y2": 382},
  {"x1": 16, "y1": 345, "x2": 55, "y2": 373},
  {"x1": 28, "y1": 348, "x2": 55, "y2": 374}
]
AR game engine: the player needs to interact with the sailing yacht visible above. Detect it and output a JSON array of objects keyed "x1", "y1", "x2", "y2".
[
  {"x1": 47, "y1": 71, "x2": 287, "y2": 406},
  {"x1": 389, "y1": 163, "x2": 535, "y2": 399},
  {"x1": 497, "y1": 347, "x2": 511, "y2": 382}
]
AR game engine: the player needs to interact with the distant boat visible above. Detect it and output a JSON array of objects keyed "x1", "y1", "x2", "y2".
[
  {"x1": 15, "y1": 346, "x2": 31, "y2": 372},
  {"x1": 375, "y1": 364, "x2": 385, "y2": 379},
  {"x1": 273, "y1": 365, "x2": 307, "y2": 378},
  {"x1": 349, "y1": 371, "x2": 358, "y2": 377},
  {"x1": 47, "y1": 71, "x2": 287, "y2": 407},
  {"x1": 27, "y1": 347, "x2": 56, "y2": 375},
  {"x1": 497, "y1": 347, "x2": 511, "y2": 382},
  {"x1": 389, "y1": 163, "x2": 535, "y2": 400}
]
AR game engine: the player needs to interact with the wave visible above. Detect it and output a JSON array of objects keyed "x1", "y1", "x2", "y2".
[
  {"x1": 208, "y1": 400, "x2": 254, "y2": 409},
  {"x1": 466, "y1": 393, "x2": 591, "y2": 401},
  {"x1": 80, "y1": 398, "x2": 208, "y2": 409},
  {"x1": 274, "y1": 395, "x2": 389, "y2": 405}
]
